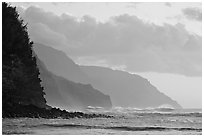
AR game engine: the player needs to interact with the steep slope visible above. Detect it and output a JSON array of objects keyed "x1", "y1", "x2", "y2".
[
  {"x1": 34, "y1": 43, "x2": 182, "y2": 109},
  {"x1": 2, "y1": 3, "x2": 46, "y2": 109},
  {"x1": 33, "y1": 43, "x2": 90, "y2": 83},
  {"x1": 36, "y1": 58, "x2": 66, "y2": 108},
  {"x1": 37, "y1": 58, "x2": 112, "y2": 110},
  {"x1": 80, "y1": 66, "x2": 182, "y2": 108}
]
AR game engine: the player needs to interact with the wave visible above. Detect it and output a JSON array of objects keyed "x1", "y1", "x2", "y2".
[
  {"x1": 83, "y1": 105, "x2": 202, "y2": 119},
  {"x1": 38, "y1": 124, "x2": 202, "y2": 132},
  {"x1": 154, "y1": 104, "x2": 175, "y2": 112},
  {"x1": 86, "y1": 106, "x2": 103, "y2": 110},
  {"x1": 84, "y1": 105, "x2": 202, "y2": 113},
  {"x1": 100, "y1": 105, "x2": 176, "y2": 114},
  {"x1": 134, "y1": 112, "x2": 202, "y2": 117}
]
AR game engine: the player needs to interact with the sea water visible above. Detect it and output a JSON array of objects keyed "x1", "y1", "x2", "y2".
[{"x1": 2, "y1": 107, "x2": 202, "y2": 135}]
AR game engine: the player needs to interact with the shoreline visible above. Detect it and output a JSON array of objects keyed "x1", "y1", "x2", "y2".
[{"x1": 2, "y1": 103, "x2": 113, "y2": 119}]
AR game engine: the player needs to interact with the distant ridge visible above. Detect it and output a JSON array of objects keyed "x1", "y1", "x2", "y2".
[
  {"x1": 37, "y1": 56, "x2": 112, "y2": 110},
  {"x1": 34, "y1": 43, "x2": 182, "y2": 109},
  {"x1": 33, "y1": 43, "x2": 90, "y2": 83},
  {"x1": 81, "y1": 66, "x2": 182, "y2": 108}
]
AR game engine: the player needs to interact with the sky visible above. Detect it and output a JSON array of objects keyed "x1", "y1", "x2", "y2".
[{"x1": 10, "y1": 2, "x2": 202, "y2": 108}]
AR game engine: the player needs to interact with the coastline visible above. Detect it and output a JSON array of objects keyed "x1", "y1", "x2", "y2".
[{"x1": 2, "y1": 103, "x2": 113, "y2": 119}]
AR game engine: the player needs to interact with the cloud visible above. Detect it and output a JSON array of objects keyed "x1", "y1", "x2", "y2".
[
  {"x1": 28, "y1": 23, "x2": 67, "y2": 49},
  {"x1": 17, "y1": 6, "x2": 202, "y2": 76},
  {"x1": 182, "y1": 7, "x2": 202, "y2": 21},
  {"x1": 126, "y1": 2, "x2": 142, "y2": 9},
  {"x1": 165, "y1": 2, "x2": 172, "y2": 7},
  {"x1": 51, "y1": 2, "x2": 74, "y2": 6}
]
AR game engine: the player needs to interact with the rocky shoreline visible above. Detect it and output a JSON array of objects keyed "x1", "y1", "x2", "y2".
[{"x1": 2, "y1": 103, "x2": 113, "y2": 119}]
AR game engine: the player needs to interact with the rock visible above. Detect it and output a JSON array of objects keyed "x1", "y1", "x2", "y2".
[{"x1": 2, "y1": 103, "x2": 113, "y2": 119}]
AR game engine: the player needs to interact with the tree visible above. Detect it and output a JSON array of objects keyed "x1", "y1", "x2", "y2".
[{"x1": 2, "y1": 2, "x2": 46, "y2": 108}]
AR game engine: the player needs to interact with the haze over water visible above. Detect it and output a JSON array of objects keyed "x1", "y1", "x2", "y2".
[
  {"x1": 3, "y1": 2, "x2": 202, "y2": 135},
  {"x1": 11, "y1": 2, "x2": 202, "y2": 109},
  {"x1": 3, "y1": 107, "x2": 202, "y2": 135}
]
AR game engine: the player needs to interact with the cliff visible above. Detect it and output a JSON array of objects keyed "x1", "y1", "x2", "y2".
[
  {"x1": 33, "y1": 43, "x2": 90, "y2": 83},
  {"x1": 37, "y1": 58, "x2": 112, "y2": 110},
  {"x1": 2, "y1": 2, "x2": 46, "y2": 109},
  {"x1": 80, "y1": 66, "x2": 182, "y2": 109},
  {"x1": 2, "y1": 3, "x2": 112, "y2": 119},
  {"x1": 33, "y1": 43, "x2": 182, "y2": 109}
]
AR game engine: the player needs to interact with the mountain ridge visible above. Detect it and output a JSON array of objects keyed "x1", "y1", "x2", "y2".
[
  {"x1": 37, "y1": 56, "x2": 112, "y2": 110},
  {"x1": 80, "y1": 65, "x2": 182, "y2": 108},
  {"x1": 34, "y1": 43, "x2": 182, "y2": 109},
  {"x1": 33, "y1": 43, "x2": 91, "y2": 84}
]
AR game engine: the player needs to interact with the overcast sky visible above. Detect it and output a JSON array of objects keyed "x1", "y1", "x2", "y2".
[{"x1": 11, "y1": 2, "x2": 202, "y2": 108}]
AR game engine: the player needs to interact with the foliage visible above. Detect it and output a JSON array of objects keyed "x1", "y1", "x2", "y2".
[{"x1": 2, "y1": 2, "x2": 46, "y2": 108}]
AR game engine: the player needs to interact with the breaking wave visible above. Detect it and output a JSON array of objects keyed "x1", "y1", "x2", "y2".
[
  {"x1": 84, "y1": 105, "x2": 202, "y2": 118},
  {"x1": 85, "y1": 104, "x2": 175, "y2": 113}
]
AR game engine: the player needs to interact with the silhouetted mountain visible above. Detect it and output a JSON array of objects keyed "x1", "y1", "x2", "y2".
[
  {"x1": 37, "y1": 58, "x2": 112, "y2": 110},
  {"x1": 2, "y1": 3, "x2": 46, "y2": 109},
  {"x1": 34, "y1": 43, "x2": 182, "y2": 109},
  {"x1": 80, "y1": 66, "x2": 182, "y2": 109},
  {"x1": 2, "y1": 3, "x2": 112, "y2": 119}
]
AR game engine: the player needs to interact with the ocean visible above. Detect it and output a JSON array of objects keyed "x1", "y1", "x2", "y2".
[{"x1": 2, "y1": 107, "x2": 202, "y2": 135}]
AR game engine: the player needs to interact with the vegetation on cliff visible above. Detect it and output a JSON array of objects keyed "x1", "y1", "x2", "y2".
[
  {"x1": 2, "y1": 3, "x2": 112, "y2": 119},
  {"x1": 2, "y1": 2, "x2": 46, "y2": 109}
]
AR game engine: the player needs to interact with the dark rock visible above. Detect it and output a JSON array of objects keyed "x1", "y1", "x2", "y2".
[{"x1": 2, "y1": 103, "x2": 113, "y2": 119}]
